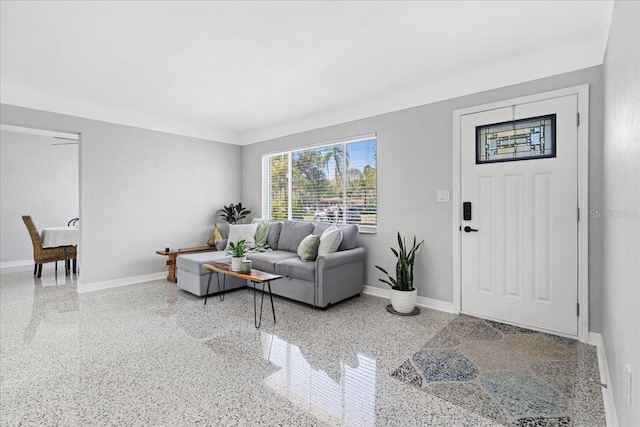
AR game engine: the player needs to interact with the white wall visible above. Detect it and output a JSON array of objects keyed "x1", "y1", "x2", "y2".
[
  {"x1": 601, "y1": 1, "x2": 640, "y2": 425},
  {"x1": 0, "y1": 130, "x2": 79, "y2": 264},
  {"x1": 242, "y1": 66, "x2": 604, "y2": 330},
  {"x1": 1, "y1": 104, "x2": 242, "y2": 287}
]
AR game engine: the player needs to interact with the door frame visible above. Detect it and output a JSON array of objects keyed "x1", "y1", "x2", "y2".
[{"x1": 452, "y1": 85, "x2": 590, "y2": 342}]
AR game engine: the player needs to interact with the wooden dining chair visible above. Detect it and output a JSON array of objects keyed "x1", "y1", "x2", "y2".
[{"x1": 22, "y1": 215, "x2": 77, "y2": 278}]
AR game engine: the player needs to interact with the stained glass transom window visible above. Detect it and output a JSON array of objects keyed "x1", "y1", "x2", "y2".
[{"x1": 476, "y1": 114, "x2": 556, "y2": 164}]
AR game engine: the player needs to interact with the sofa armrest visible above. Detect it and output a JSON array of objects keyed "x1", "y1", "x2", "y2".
[
  {"x1": 215, "y1": 239, "x2": 228, "y2": 251},
  {"x1": 317, "y1": 247, "x2": 366, "y2": 269},
  {"x1": 315, "y1": 247, "x2": 365, "y2": 307}
]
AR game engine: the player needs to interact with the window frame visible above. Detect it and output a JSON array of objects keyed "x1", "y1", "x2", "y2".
[{"x1": 261, "y1": 134, "x2": 378, "y2": 233}]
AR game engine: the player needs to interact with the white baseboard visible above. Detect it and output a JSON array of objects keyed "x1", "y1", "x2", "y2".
[
  {"x1": 363, "y1": 285, "x2": 389, "y2": 299},
  {"x1": 363, "y1": 285, "x2": 457, "y2": 313},
  {"x1": 589, "y1": 332, "x2": 619, "y2": 427},
  {"x1": 416, "y1": 295, "x2": 457, "y2": 313},
  {"x1": 77, "y1": 272, "x2": 166, "y2": 293},
  {"x1": 1, "y1": 259, "x2": 34, "y2": 272}
]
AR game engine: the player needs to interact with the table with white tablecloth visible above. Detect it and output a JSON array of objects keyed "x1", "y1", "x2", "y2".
[
  {"x1": 40, "y1": 226, "x2": 79, "y2": 247},
  {"x1": 40, "y1": 226, "x2": 79, "y2": 274}
]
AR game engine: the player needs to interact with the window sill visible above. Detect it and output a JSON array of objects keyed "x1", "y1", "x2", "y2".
[{"x1": 358, "y1": 225, "x2": 377, "y2": 234}]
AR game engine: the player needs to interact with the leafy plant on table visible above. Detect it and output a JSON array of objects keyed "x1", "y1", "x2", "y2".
[
  {"x1": 375, "y1": 232, "x2": 424, "y2": 291},
  {"x1": 228, "y1": 240, "x2": 247, "y2": 258},
  {"x1": 218, "y1": 203, "x2": 251, "y2": 224}
]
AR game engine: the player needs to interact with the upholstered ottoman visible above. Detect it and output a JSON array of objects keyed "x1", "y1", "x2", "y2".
[{"x1": 176, "y1": 252, "x2": 247, "y2": 296}]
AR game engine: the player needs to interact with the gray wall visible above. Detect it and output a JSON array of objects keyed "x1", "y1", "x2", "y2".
[
  {"x1": 242, "y1": 66, "x2": 604, "y2": 331},
  {"x1": 1, "y1": 104, "x2": 242, "y2": 286},
  {"x1": 0, "y1": 130, "x2": 79, "y2": 263},
  {"x1": 601, "y1": 1, "x2": 640, "y2": 425}
]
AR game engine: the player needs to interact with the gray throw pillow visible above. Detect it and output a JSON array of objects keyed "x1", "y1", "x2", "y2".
[
  {"x1": 267, "y1": 221, "x2": 283, "y2": 250},
  {"x1": 297, "y1": 234, "x2": 320, "y2": 262},
  {"x1": 337, "y1": 224, "x2": 359, "y2": 251},
  {"x1": 277, "y1": 220, "x2": 315, "y2": 252}
]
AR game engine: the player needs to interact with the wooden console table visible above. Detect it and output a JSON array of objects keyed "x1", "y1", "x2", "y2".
[{"x1": 156, "y1": 246, "x2": 216, "y2": 283}]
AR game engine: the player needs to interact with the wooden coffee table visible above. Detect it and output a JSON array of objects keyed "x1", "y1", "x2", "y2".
[{"x1": 202, "y1": 262, "x2": 283, "y2": 328}]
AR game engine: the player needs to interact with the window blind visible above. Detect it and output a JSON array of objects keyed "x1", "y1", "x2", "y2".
[{"x1": 262, "y1": 134, "x2": 377, "y2": 231}]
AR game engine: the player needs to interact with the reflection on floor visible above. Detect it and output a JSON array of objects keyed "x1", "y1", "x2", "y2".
[
  {"x1": 262, "y1": 332, "x2": 376, "y2": 425},
  {"x1": 0, "y1": 269, "x2": 606, "y2": 426}
]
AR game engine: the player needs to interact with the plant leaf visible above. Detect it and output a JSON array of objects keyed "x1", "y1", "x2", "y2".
[
  {"x1": 378, "y1": 279, "x2": 394, "y2": 287},
  {"x1": 375, "y1": 265, "x2": 389, "y2": 275}
]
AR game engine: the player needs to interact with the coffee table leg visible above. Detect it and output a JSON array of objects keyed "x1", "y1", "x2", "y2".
[
  {"x1": 253, "y1": 281, "x2": 261, "y2": 328},
  {"x1": 218, "y1": 272, "x2": 225, "y2": 302},
  {"x1": 267, "y1": 280, "x2": 276, "y2": 324},
  {"x1": 204, "y1": 271, "x2": 213, "y2": 305},
  {"x1": 253, "y1": 280, "x2": 276, "y2": 329}
]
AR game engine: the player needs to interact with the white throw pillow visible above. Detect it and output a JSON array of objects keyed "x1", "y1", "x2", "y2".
[
  {"x1": 318, "y1": 225, "x2": 343, "y2": 255},
  {"x1": 225, "y1": 223, "x2": 259, "y2": 250}
]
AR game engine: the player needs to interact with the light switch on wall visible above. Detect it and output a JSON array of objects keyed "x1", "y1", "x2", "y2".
[{"x1": 437, "y1": 190, "x2": 450, "y2": 203}]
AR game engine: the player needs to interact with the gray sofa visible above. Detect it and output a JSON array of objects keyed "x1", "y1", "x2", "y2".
[{"x1": 176, "y1": 220, "x2": 365, "y2": 308}]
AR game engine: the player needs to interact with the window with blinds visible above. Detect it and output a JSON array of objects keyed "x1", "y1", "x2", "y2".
[{"x1": 262, "y1": 134, "x2": 377, "y2": 231}]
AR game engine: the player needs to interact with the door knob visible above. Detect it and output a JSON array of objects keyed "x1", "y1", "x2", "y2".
[{"x1": 464, "y1": 226, "x2": 478, "y2": 233}]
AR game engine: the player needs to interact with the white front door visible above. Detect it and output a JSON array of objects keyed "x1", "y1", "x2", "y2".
[{"x1": 460, "y1": 94, "x2": 578, "y2": 335}]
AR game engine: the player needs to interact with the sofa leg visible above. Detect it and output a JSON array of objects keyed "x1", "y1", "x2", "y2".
[
  {"x1": 37, "y1": 264, "x2": 43, "y2": 278},
  {"x1": 33, "y1": 264, "x2": 37, "y2": 275}
]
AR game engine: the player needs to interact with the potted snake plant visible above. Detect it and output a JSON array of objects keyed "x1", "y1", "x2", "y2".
[
  {"x1": 375, "y1": 232, "x2": 424, "y2": 313},
  {"x1": 228, "y1": 239, "x2": 248, "y2": 271}
]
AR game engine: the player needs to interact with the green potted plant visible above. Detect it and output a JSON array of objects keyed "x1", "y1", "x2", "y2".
[
  {"x1": 218, "y1": 203, "x2": 251, "y2": 224},
  {"x1": 228, "y1": 239, "x2": 248, "y2": 271},
  {"x1": 375, "y1": 232, "x2": 424, "y2": 313}
]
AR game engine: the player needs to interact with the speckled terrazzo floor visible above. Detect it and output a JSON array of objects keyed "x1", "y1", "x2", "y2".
[{"x1": 0, "y1": 269, "x2": 606, "y2": 426}]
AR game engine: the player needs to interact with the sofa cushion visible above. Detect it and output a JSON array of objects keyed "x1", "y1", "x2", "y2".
[
  {"x1": 216, "y1": 222, "x2": 230, "y2": 239},
  {"x1": 312, "y1": 222, "x2": 358, "y2": 251},
  {"x1": 277, "y1": 220, "x2": 314, "y2": 252},
  {"x1": 267, "y1": 221, "x2": 283, "y2": 250},
  {"x1": 318, "y1": 225, "x2": 343, "y2": 255},
  {"x1": 246, "y1": 250, "x2": 298, "y2": 273},
  {"x1": 313, "y1": 221, "x2": 332, "y2": 236},
  {"x1": 215, "y1": 239, "x2": 228, "y2": 251},
  {"x1": 337, "y1": 224, "x2": 359, "y2": 251},
  {"x1": 176, "y1": 251, "x2": 231, "y2": 275},
  {"x1": 297, "y1": 234, "x2": 320, "y2": 262},
  {"x1": 275, "y1": 257, "x2": 316, "y2": 282}
]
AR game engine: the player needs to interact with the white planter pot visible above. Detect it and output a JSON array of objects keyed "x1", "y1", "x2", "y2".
[
  {"x1": 390, "y1": 288, "x2": 417, "y2": 313},
  {"x1": 231, "y1": 256, "x2": 245, "y2": 272}
]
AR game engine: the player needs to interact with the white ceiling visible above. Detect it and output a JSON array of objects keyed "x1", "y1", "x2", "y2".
[{"x1": 0, "y1": 1, "x2": 613, "y2": 145}]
